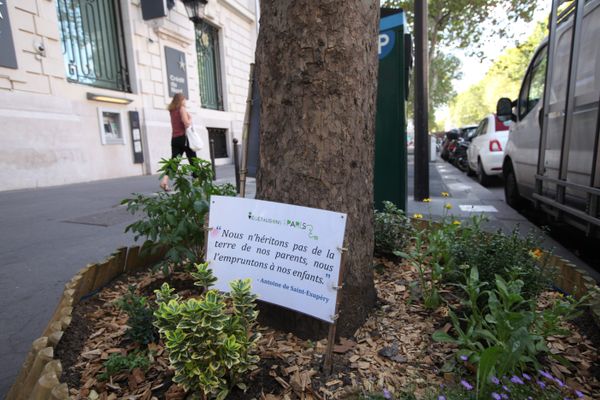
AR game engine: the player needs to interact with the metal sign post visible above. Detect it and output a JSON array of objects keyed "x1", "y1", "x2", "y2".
[{"x1": 322, "y1": 246, "x2": 347, "y2": 375}]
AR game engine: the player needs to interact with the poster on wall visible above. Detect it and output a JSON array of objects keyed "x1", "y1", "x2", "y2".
[
  {"x1": 0, "y1": 1, "x2": 18, "y2": 69},
  {"x1": 165, "y1": 46, "x2": 189, "y2": 98},
  {"x1": 206, "y1": 196, "x2": 347, "y2": 323}
]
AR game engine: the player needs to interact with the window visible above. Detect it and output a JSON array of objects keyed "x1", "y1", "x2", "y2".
[
  {"x1": 475, "y1": 118, "x2": 488, "y2": 137},
  {"x1": 518, "y1": 46, "x2": 548, "y2": 119},
  {"x1": 196, "y1": 22, "x2": 223, "y2": 110},
  {"x1": 208, "y1": 128, "x2": 228, "y2": 158},
  {"x1": 56, "y1": 0, "x2": 130, "y2": 92}
]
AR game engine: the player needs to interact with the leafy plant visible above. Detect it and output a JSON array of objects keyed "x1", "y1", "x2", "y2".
[
  {"x1": 374, "y1": 201, "x2": 414, "y2": 256},
  {"x1": 153, "y1": 262, "x2": 260, "y2": 400},
  {"x1": 122, "y1": 157, "x2": 236, "y2": 271},
  {"x1": 98, "y1": 351, "x2": 150, "y2": 381},
  {"x1": 115, "y1": 286, "x2": 158, "y2": 345},
  {"x1": 433, "y1": 266, "x2": 590, "y2": 396}
]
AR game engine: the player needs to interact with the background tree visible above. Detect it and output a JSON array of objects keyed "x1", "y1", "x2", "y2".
[
  {"x1": 450, "y1": 21, "x2": 546, "y2": 126},
  {"x1": 255, "y1": 1, "x2": 380, "y2": 338},
  {"x1": 381, "y1": 0, "x2": 538, "y2": 125}
]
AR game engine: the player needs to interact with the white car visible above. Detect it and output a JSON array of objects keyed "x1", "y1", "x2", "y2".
[{"x1": 467, "y1": 114, "x2": 511, "y2": 186}]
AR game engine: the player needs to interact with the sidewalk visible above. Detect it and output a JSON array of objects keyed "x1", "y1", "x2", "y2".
[{"x1": 406, "y1": 156, "x2": 600, "y2": 283}]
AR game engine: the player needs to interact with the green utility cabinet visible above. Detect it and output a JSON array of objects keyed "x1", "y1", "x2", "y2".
[{"x1": 374, "y1": 9, "x2": 411, "y2": 211}]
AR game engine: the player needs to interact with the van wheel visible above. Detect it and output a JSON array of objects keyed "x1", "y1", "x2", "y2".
[
  {"x1": 477, "y1": 159, "x2": 492, "y2": 186},
  {"x1": 504, "y1": 164, "x2": 523, "y2": 210}
]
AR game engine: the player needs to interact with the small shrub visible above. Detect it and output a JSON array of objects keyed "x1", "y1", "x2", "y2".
[
  {"x1": 98, "y1": 351, "x2": 150, "y2": 381},
  {"x1": 115, "y1": 286, "x2": 157, "y2": 345},
  {"x1": 374, "y1": 201, "x2": 413, "y2": 256},
  {"x1": 153, "y1": 263, "x2": 260, "y2": 400},
  {"x1": 122, "y1": 157, "x2": 236, "y2": 271}
]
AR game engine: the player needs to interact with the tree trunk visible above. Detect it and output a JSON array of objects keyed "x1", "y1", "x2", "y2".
[{"x1": 255, "y1": 0, "x2": 379, "y2": 339}]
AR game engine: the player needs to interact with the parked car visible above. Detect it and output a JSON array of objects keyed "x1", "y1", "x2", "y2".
[
  {"x1": 497, "y1": 0, "x2": 600, "y2": 235},
  {"x1": 466, "y1": 114, "x2": 511, "y2": 185}
]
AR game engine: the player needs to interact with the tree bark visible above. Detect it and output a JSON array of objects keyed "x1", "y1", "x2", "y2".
[{"x1": 255, "y1": 0, "x2": 379, "y2": 339}]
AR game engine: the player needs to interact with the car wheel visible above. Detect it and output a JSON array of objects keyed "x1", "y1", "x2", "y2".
[
  {"x1": 477, "y1": 159, "x2": 492, "y2": 186},
  {"x1": 504, "y1": 163, "x2": 523, "y2": 210},
  {"x1": 466, "y1": 163, "x2": 476, "y2": 177}
]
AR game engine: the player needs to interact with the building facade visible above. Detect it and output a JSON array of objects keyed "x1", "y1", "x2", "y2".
[{"x1": 0, "y1": 0, "x2": 257, "y2": 191}]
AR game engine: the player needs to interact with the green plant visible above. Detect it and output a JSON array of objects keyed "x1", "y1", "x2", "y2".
[
  {"x1": 433, "y1": 267, "x2": 589, "y2": 396},
  {"x1": 98, "y1": 351, "x2": 150, "y2": 381},
  {"x1": 374, "y1": 201, "x2": 414, "y2": 256},
  {"x1": 115, "y1": 286, "x2": 158, "y2": 345},
  {"x1": 395, "y1": 230, "x2": 443, "y2": 309},
  {"x1": 153, "y1": 262, "x2": 260, "y2": 399},
  {"x1": 122, "y1": 157, "x2": 236, "y2": 271}
]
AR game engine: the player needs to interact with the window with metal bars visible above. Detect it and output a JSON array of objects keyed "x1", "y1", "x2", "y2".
[
  {"x1": 56, "y1": 0, "x2": 130, "y2": 92},
  {"x1": 196, "y1": 22, "x2": 224, "y2": 110}
]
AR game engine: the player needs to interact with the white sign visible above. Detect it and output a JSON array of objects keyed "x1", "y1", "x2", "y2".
[{"x1": 206, "y1": 196, "x2": 347, "y2": 323}]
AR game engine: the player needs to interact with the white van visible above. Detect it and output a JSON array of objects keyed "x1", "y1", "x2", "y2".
[{"x1": 498, "y1": 0, "x2": 600, "y2": 235}]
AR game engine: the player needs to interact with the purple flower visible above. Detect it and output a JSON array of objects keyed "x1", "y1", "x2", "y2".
[
  {"x1": 522, "y1": 373, "x2": 531, "y2": 381},
  {"x1": 460, "y1": 355, "x2": 468, "y2": 361},
  {"x1": 538, "y1": 380, "x2": 546, "y2": 389},
  {"x1": 437, "y1": 396, "x2": 446, "y2": 400},
  {"x1": 461, "y1": 380, "x2": 473, "y2": 391},
  {"x1": 539, "y1": 370, "x2": 553, "y2": 380},
  {"x1": 502, "y1": 385, "x2": 511, "y2": 392},
  {"x1": 575, "y1": 390, "x2": 584, "y2": 398},
  {"x1": 528, "y1": 397, "x2": 533, "y2": 400},
  {"x1": 510, "y1": 376, "x2": 524, "y2": 385},
  {"x1": 492, "y1": 393, "x2": 501, "y2": 400},
  {"x1": 555, "y1": 377, "x2": 565, "y2": 387},
  {"x1": 491, "y1": 376, "x2": 500, "y2": 385},
  {"x1": 383, "y1": 389, "x2": 392, "y2": 399},
  {"x1": 501, "y1": 394, "x2": 508, "y2": 400}
]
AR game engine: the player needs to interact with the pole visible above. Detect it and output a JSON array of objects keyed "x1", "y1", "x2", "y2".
[
  {"x1": 240, "y1": 64, "x2": 255, "y2": 198},
  {"x1": 233, "y1": 138, "x2": 241, "y2": 194},
  {"x1": 322, "y1": 246, "x2": 347, "y2": 375},
  {"x1": 413, "y1": 0, "x2": 429, "y2": 201},
  {"x1": 209, "y1": 138, "x2": 216, "y2": 180}
]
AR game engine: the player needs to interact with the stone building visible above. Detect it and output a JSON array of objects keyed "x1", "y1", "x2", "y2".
[{"x1": 0, "y1": 0, "x2": 258, "y2": 191}]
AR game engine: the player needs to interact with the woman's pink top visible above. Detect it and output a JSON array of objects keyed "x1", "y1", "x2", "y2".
[{"x1": 170, "y1": 108, "x2": 185, "y2": 138}]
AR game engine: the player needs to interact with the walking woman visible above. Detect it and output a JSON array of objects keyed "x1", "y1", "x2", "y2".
[{"x1": 160, "y1": 93, "x2": 196, "y2": 191}]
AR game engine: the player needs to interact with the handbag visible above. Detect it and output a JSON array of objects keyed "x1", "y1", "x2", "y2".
[{"x1": 186, "y1": 124, "x2": 206, "y2": 151}]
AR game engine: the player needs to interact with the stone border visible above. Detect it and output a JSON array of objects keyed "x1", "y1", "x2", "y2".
[
  {"x1": 411, "y1": 218, "x2": 600, "y2": 328},
  {"x1": 6, "y1": 245, "x2": 166, "y2": 400}
]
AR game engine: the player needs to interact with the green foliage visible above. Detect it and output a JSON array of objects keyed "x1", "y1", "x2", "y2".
[
  {"x1": 115, "y1": 286, "x2": 158, "y2": 345},
  {"x1": 450, "y1": 21, "x2": 547, "y2": 126},
  {"x1": 431, "y1": 373, "x2": 585, "y2": 400},
  {"x1": 98, "y1": 351, "x2": 150, "y2": 381},
  {"x1": 153, "y1": 263, "x2": 260, "y2": 399},
  {"x1": 122, "y1": 157, "x2": 236, "y2": 270},
  {"x1": 433, "y1": 266, "x2": 590, "y2": 396},
  {"x1": 374, "y1": 201, "x2": 414, "y2": 256}
]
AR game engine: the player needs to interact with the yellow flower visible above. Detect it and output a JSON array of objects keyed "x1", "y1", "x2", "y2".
[
  {"x1": 444, "y1": 203, "x2": 453, "y2": 210},
  {"x1": 441, "y1": 192, "x2": 450, "y2": 197},
  {"x1": 452, "y1": 220, "x2": 461, "y2": 226},
  {"x1": 413, "y1": 213, "x2": 423, "y2": 219},
  {"x1": 422, "y1": 198, "x2": 431, "y2": 203},
  {"x1": 529, "y1": 248, "x2": 543, "y2": 260}
]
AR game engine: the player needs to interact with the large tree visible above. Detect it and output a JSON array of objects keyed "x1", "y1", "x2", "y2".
[
  {"x1": 255, "y1": 1, "x2": 380, "y2": 338},
  {"x1": 382, "y1": 0, "x2": 537, "y2": 125}
]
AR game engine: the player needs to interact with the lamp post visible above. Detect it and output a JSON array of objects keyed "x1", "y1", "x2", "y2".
[{"x1": 181, "y1": 0, "x2": 208, "y2": 24}]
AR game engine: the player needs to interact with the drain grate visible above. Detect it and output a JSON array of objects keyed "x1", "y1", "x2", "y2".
[{"x1": 63, "y1": 207, "x2": 139, "y2": 227}]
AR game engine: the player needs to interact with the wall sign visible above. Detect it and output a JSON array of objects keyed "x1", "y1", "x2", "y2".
[
  {"x1": 0, "y1": 1, "x2": 18, "y2": 69},
  {"x1": 206, "y1": 196, "x2": 347, "y2": 323},
  {"x1": 129, "y1": 111, "x2": 144, "y2": 164},
  {"x1": 165, "y1": 46, "x2": 189, "y2": 98}
]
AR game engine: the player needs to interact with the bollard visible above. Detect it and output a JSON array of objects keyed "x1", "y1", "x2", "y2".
[
  {"x1": 233, "y1": 138, "x2": 241, "y2": 193},
  {"x1": 210, "y1": 138, "x2": 217, "y2": 180}
]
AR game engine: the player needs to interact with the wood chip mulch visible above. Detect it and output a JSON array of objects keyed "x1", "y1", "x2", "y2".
[{"x1": 60, "y1": 257, "x2": 600, "y2": 399}]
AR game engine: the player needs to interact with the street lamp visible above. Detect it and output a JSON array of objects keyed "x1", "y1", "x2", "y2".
[{"x1": 181, "y1": 0, "x2": 208, "y2": 24}]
